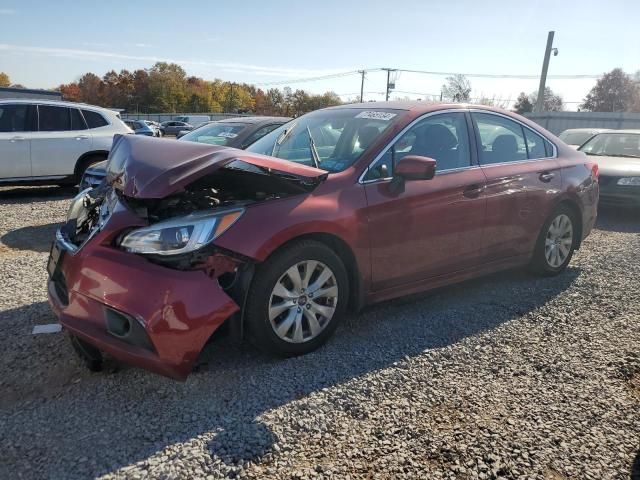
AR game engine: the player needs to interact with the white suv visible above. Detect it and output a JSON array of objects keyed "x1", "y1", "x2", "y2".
[{"x1": 0, "y1": 100, "x2": 131, "y2": 186}]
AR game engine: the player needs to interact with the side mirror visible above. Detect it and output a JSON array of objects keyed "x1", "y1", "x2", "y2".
[
  {"x1": 388, "y1": 155, "x2": 436, "y2": 196},
  {"x1": 395, "y1": 155, "x2": 437, "y2": 181}
]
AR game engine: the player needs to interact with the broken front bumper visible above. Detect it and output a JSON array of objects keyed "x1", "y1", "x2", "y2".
[{"x1": 47, "y1": 234, "x2": 239, "y2": 380}]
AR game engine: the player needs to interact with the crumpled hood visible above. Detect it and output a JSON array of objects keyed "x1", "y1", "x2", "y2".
[
  {"x1": 105, "y1": 134, "x2": 328, "y2": 198},
  {"x1": 590, "y1": 155, "x2": 640, "y2": 177}
]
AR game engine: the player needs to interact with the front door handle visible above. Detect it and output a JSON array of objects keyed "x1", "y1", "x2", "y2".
[
  {"x1": 75, "y1": 135, "x2": 89, "y2": 140},
  {"x1": 539, "y1": 172, "x2": 555, "y2": 182},
  {"x1": 463, "y1": 183, "x2": 484, "y2": 198},
  {"x1": 10, "y1": 136, "x2": 26, "y2": 142}
]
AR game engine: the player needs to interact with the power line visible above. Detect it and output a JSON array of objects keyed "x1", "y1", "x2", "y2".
[{"x1": 254, "y1": 67, "x2": 603, "y2": 88}]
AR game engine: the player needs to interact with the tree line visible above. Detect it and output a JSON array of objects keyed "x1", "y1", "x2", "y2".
[
  {"x1": 52, "y1": 62, "x2": 342, "y2": 117},
  {"x1": 2, "y1": 66, "x2": 640, "y2": 114}
]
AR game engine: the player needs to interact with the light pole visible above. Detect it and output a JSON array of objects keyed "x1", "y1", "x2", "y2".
[{"x1": 535, "y1": 31, "x2": 558, "y2": 113}]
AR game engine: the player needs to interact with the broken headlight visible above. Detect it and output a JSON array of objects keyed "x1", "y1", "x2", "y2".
[
  {"x1": 66, "y1": 188, "x2": 93, "y2": 222},
  {"x1": 119, "y1": 209, "x2": 244, "y2": 256}
]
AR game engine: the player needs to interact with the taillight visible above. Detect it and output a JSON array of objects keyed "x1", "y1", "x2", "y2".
[{"x1": 586, "y1": 162, "x2": 599, "y2": 181}]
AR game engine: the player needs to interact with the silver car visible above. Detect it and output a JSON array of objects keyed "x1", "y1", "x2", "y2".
[{"x1": 579, "y1": 130, "x2": 640, "y2": 207}]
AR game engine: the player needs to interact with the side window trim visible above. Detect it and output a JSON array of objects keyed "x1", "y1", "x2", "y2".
[
  {"x1": 468, "y1": 109, "x2": 558, "y2": 163},
  {"x1": 359, "y1": 108, "x2": 475, "y2": 184}
]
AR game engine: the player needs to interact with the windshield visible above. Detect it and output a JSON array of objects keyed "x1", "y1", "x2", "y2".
[
  {"x1": 579, "y1": 133, "x2": 640, "y2": 158},
  {"x1": 180, "y1": 122, "x2": 248, "y2": 145},
  {"x1": 246, "y1": 108, "x2": 403, "y2": 172}
]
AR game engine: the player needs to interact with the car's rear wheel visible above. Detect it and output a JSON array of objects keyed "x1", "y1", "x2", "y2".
[
  {"x1": 245, "y1": 240, "x2": 348, "y2": 356},
  {"x1": 530, "y1": 204, "x2": 578, "y2": 276}
]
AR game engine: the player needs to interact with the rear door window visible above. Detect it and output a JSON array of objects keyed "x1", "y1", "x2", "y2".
[
  {"x1": 472, "y1": 113, "x2": 528, "y2": 164},
  {"x1": 523, "y1": 127, "x2": 553, "y2": 159},
  {"x1": 82, "y1": 110, "x2": 108, "y2": 128},
  {"x1": 38, "y1": 105, "x2": 71, "y2": 131},
  {"x1": 70, "y1": 108, "x2": 87, "y2": 130}
]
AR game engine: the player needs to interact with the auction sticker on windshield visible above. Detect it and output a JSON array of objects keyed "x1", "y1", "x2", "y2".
[
  {"x1": 218, "y1": 132, "x2": 239, "y2": 138},
  {"x1": 355, "y1": 111, "x2": 397, "y2": 121}
]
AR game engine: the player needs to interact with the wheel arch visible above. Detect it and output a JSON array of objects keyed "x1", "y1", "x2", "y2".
[
  {"x1": 260, "y1": 232, "x2": 364, "y2": 314},
  {"x1": 554, "y1": 197, "x2": 584, "y2": 249},
  {"x1": 74, "y1": 150, "x2": 109, "y2": 179}
]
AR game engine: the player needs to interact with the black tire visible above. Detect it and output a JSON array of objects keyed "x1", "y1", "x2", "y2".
[
  {"x1": 75, "y1": 154, "x2": 106, "y2": 185},
  {"x1": 529, "y1": 204, "x2": 578, "y2": 276},
  {"x1": 245, "y1": 240, "x2": 349, "y2": 356},
  {"x1": 69, "y1": 334, "x2": 103, "y2": 372}
]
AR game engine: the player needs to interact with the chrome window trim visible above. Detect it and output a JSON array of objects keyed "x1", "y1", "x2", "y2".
[
  {"x1": 468, "y1": 108, "x2": 558, "y2": 160},
  {"x1": 358, "y1": 108, "x2": 472, "y2": 185}
]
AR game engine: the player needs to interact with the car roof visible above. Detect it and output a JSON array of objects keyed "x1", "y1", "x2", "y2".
[
  {"x1": 0, "y1": 98, "x2": 115, "y2": 113},
  {"x1": 561, "y1": 128, "x2": 611, "y2": 133},
  {"x1": 323, "y1": 101, "x2": 512, "y2": 115},
  {"x1": 591, "y1": 129, "x2": 640, "y2": 134}
]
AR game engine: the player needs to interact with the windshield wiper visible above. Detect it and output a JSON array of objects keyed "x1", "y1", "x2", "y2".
[
  {"x1": 306, "y1": 126, "x2": 321, "y2": 169},
  {"x1": 271, "y1": 122, "x2": 297, "y2": 157}
]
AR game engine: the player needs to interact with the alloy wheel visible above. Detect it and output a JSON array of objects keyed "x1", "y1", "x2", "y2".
[
  {"x1": 544, "y1": 213, "x2": 573, "y2": 268},
  {"x1": 268, "y1": 260, "x2": 339, "y2": 343}
]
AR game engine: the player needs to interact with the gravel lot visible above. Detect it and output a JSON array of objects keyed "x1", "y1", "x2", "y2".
[{"x1": 0, "y1": 185, "x2": 639, "y2": 480}]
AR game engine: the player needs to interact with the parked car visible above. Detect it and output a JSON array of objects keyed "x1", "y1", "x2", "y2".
[
  {"x1": 160, "y1": 120, "x2": 192, "y2": 136},
  {"x1": 48, "y1": 103, "x2": 598, "y2": 380},
  {"x1": 0, "y1": 99, "x2": 131, "y2": 186},
  {"x1": 79, "y1": 116, "x2": 291, "y2": 189},
  {"x1": 559, "y1": 128, "x2": 611, "y2": 149},
  {"x1": 177, "y1": 116, "x2": 291, "y2": 143},
  {"x1": 123, "y1": 119, "x2": 156, "y2": 136},
  {"x1": 142, "y1": 120, "x2": 162, "y2": 137},
  {"x1": 174, "y1": 115, "x2": 211, "y2": 127},
  {"x1": 578, "y1": 129, "x2": 640, "y2": 206}
]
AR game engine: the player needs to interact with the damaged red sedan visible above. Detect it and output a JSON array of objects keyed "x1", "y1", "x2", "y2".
[{"x1": 47, "y1": 103, "x2": 599, "y2": 380}]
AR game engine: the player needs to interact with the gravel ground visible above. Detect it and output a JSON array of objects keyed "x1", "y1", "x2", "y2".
[{"x1": 0, "y1": 185, "x2": 639, "y2": 480}]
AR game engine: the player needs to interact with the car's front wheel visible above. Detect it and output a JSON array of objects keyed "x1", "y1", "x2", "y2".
[
  {"x1": 245, "y1": 240, "x2": 348, "y2": 356},
  {"x1": 530, "y1": 204, "x2": 578, "y2": 276}
]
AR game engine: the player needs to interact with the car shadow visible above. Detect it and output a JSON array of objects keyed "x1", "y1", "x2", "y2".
[
  {"x1": 1, "y1": 222, "x2": 61, "y2": 253},
  {"x1": 597, "y1": 206, "x2": 640, "y2": 233},
  {"x1": 0, "y1": 185, "x2": 76, "y2": 204},
  {"x1": 0, "y1": 267, "x2": 580, "y2": 479}
]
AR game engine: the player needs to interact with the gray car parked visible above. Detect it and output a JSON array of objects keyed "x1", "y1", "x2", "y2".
[{"x1": 160, "y1": 121, "x2": 192, "y2": 136}]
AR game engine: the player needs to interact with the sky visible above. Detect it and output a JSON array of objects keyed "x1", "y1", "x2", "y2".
[{"x1": 1, "y1": 0, "x2": 639, "y2": 110}]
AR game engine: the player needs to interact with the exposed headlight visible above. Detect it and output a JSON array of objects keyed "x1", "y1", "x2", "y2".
[
  {"x1": 67, "y1": 188, "x2": 93, "y2": 222},
  {"x1": 119, "y1": 209, "x2": 244, "y2": 255},
  {"x1": 617, "y1": 176, "x2": 640, "y2": 186}
]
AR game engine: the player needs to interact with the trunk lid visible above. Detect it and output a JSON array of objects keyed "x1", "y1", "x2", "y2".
[
  {"x1": 588, "y1": 154, "x2": 640, "y2": 177},
  {"x1": 105, "y1": 134, "x2": 328, "y2": 198}
]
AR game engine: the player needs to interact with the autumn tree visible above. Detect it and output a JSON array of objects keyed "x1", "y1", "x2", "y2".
[
  {"x1": 58, "y1": 83, "x2": 82, "y2": 102},
  {"x1": 0, "y1": 72, "x2": 10, "y2": 87},
  {"x1": 580, "y1": 68, "x2": 639, "y2": 112},
  {"x1": 442, "y1": 74, "x2": 472, "y2": 102}
]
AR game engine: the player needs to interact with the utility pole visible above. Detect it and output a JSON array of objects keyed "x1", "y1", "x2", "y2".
[
  {"x1": 358, "y1": 70, "x2": 365, "y2": 102},
  {"x1": 382, "y1": 68, "x2": 396, "y2": 101},
  {"x1": 535, "y1": 31, "x2": 556, "y2": 113}
]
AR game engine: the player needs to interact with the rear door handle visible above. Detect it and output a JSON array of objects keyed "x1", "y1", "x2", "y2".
[
  {"x1": 10, "y1": 136, "x2": 26, "y2": 142},
  {"x1": 75, "y1": 135, "x2": 89, "y2": 140},
  {"x1": 539, "y1": 172, "x2": 555, "y2": 182},
  {"x1": 463, "y1": 183, "x2": 484, "y2": 198}
]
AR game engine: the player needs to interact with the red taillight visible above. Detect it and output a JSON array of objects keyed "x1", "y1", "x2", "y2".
[{"x1": 586, "y1": 162, "x2": 599, "y2": 181}]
